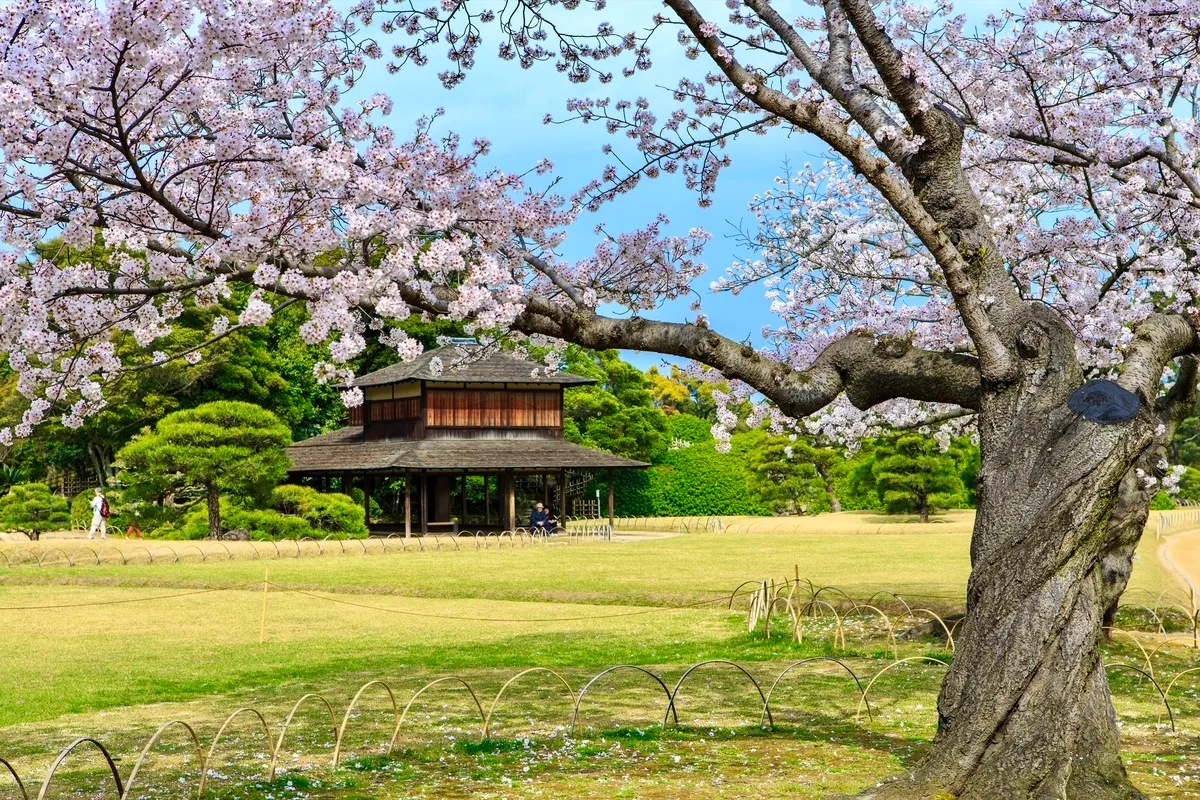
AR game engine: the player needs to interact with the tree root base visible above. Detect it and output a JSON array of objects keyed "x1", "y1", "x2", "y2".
[{"x1": 838, "y1": 772, "x2": 1150, "y2": 800}]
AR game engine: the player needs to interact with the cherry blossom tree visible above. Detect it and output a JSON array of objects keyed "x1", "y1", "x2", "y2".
[{"x1": 2, "y1": 0, "x2": 1200, "y2": 796}]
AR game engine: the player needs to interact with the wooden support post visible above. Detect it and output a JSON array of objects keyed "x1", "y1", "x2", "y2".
[
  {"x1": 607, "y1": 468, "x2": 615, "y2": 530},
  {"x1": 363, "y1": 476, "x2": 372, "y2": 527},
  {"x1": 542, "y1": 474, "x2": 549, "y2": 509},
  {"x1": 484, "y1": 475, "x2": 491, "y2": 527},
  {"x1": 504, "y1": 472, "x2": 516, "y2": 532},
  {"x1": 404, "y1": 474, "x2": 412, "y2": 539},
  {"x1": 420, "y1": 473, "x2": 429, "y2": 535},
  {"x1": 560, "y1": 470, "x2": 568, "y2": 519},
  {"x1": 461, "y1": 473, "x2": 468, "y2": 526}
]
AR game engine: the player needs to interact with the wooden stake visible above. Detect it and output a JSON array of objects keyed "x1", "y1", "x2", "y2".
[{"x1": 259, "y1": 567, "x2": 269, "y2": 644}]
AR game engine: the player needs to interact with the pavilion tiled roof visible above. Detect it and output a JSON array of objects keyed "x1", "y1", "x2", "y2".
[
  {"x1": 287, "y1": 427, "x2": 648, "y2": 473},
  {"x1": 354, "y1": 344, "x2": 595, "y2": 387}
]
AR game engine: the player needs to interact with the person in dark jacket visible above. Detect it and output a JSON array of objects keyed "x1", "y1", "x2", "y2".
[{"x1": 530, "y1": 503, "x2": 550, "y2": 534}]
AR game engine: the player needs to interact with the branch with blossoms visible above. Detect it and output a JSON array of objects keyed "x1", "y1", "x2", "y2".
[{"x1": 8, "y1": 0, "x2": 1200, "y2": 465}]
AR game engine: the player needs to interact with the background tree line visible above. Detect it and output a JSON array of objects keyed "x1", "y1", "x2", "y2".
[{"x1": 0, "y1": 242, "x2": 985, "y2": 531}]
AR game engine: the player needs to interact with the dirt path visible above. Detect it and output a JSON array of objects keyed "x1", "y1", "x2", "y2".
[{"x1": 1160, "y1": 527, "x2": 1200, "y2": 598}]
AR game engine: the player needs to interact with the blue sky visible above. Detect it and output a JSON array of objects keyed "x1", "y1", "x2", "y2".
[{"x1": 344, "y1": 1, "x2": 1009, "y2": 370}]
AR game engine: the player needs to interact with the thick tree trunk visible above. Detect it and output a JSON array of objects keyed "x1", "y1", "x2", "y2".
[
  {"x1": 861, "y1": 322, "x2": 1163, "y2": 799},
  {"x1": 206, "y1": 483, "x2": 221, "y2": 539}
]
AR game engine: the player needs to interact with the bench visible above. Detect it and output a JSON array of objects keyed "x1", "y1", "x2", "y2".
[{"x1": 424, "y1": 521, "x2": 459, "y2": 535}]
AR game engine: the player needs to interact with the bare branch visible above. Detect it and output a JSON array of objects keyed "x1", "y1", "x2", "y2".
[
  {"x1": 1117, "y1": 314, "x2": 1199, "y2": 400},
  {"x1": 515, "y1": 298, "x2": 981, "y2": 417}
]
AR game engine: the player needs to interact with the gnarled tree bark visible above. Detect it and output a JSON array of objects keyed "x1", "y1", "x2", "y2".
[{"x1": 514, "y1": 295, "x2": 1199, "y2": 799}]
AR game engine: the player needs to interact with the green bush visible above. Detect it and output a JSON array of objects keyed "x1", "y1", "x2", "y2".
[
  {"x1": 169, "y1": 487, "x2": 367, "y2": 540},
  {"x1": 0, "y1": 483, "x2": 70, "y2": 539},
  {"x1": 271, "y1": 485, "x2": 368, "y2": 537},
  {"x1": 70, "y1": 489, "x2": 94, "y2": 530},
  {"x1": 597, "y1": 441, "x2": 771, "y2": 517},
  {"x1": 665, "y1": 414, "x2": 712, "y2": 444},
  {"x1": 116, "y1": 400, "x2": 292, "y2": 538},
  {"x1": 1151, "y1": 491, "x2": 1176, "y2": 510}
]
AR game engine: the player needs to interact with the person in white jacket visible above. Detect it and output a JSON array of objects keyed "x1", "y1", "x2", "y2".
[{"x1": 88, "y1": 488, "x2": 107, "y2": 540}]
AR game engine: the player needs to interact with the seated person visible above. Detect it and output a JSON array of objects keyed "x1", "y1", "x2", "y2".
[{"x1": 530, "y1": 502, "x2": 551, "y2": 533}]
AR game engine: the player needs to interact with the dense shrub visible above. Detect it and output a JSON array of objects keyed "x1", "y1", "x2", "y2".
[
  {"x1": 170, "y1": 487, "x2": 367, "y2": 539},
  {"x1": 272, "y1": 485, "x2": 368, "y2": 537},
  {"x1": 70, "y1": 489, "x2": 94, "y2": 529},
  {"x1": 872, "y1": 433, "x2": 967, "y2": 521},
  {"x1": 598, "y1": 441, "x2": 771, "y2": 517},
  {"x1": 116, "y1": 400, "x2": 292, "y2": 537},
  {"x1": 1151, "y1": 491, "x2": 1177, "y2": 510},
  {"x1": 665, "y1": 413, "x2": 712, "y2": 445}
]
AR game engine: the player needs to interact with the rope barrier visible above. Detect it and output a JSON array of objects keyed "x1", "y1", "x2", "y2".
[{"x1": 0, "y1": 582, "x2": 259, "y2": 611}]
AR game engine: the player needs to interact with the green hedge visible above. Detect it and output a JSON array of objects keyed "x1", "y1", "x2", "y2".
[{"x1": 593, "y1": 441, "x2": 771, "y2": 517}]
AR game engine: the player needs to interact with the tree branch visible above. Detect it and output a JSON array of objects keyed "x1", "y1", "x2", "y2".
[
  {"x1": 515, "y1": 299, "x2": 981, "y2": 418},
  {"x1": 1117, "y1": 313, "x2": 1199, "y2": 400}
]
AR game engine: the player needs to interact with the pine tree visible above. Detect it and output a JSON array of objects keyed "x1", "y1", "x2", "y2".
[{"x1": 871, "y1": 433, "x2": 966, "y2": 522}]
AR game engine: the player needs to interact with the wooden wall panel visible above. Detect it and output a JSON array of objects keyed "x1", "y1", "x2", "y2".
[{"x1": 426, "y1": 389, "x2": 561, "y2": 429}]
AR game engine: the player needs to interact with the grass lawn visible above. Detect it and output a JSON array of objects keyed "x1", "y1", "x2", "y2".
[{"x1": 0, "y1": 510, "x2": 1198, "y2": 798}]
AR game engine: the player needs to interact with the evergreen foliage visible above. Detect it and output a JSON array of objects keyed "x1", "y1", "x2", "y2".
[
  {"x1": 0, "y1": 483, "x2": 70, "y2": 540},
  {"x1": 742, "y1": 430, "x2": 839, "y2": 514},
  {"x1": 871, "y1": 433, "x2": 968, "y2": 522},
  {"x1": 173, "y1": 487, "x2": 368, "y2": 540},
  {"x1": 116, "y1": 401, "x2": 292, "y2": 537}
]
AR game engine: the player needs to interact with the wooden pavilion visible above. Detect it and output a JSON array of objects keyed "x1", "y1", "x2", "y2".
[{"x1": 285, "y1": 342, "x2": 647, "y2": 535}]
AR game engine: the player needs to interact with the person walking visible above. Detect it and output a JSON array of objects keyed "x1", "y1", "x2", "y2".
[{"x1": 88, "y1": 487, "x2": 109, "y2": 540}]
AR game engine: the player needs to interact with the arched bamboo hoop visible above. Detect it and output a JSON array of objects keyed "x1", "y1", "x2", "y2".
[
  {"x1": 68, "y1": 547, "x2": 100, "y2": 567},
  {"x1": 35, "y1": 738, "x2": 123, "y2": 800},
  {"x1": 150, "y1": 546, "x2": 178, "y2": 564},
  {"x1": 1146, "y1": 636, "x2": 1199, "y2": 662},
  {"x1": 760, "y1": 657, "x2": 872, "y2": 727},
  {"x1": 0, "y1": 757, "x2": 28, "y2": 800},
  {"x1": 482, "y1": 668, "x2": 575, "y2": 741},
  {"x1": 123, "y1": 546, "x2": 154, "y2": 564},
  {"x1": 36, "y1": 548, "x2": 70, "y2": 567},
  {"x1": 845, "y1": 604, "x2": 898, "y2": 658},
  {"x1": 7, "y1": 549, "x2": 37, "y2": 566},
  {"x1": 727, "y1": 581, "x2": 763, "y2": 609},
  {"x1": 397, "y1": 677, "x2": 487, "y2": 732},
  {"x1": 1116, "y1": 603, "x2": 1166, "y2": 635},
  {"x1": 808, "y1": 585, "x2": 856, "y2": 609},
  {"x1": 198, "y1": 708, "x2": 274, "y2": 800},
  {"x1": 332, "y1": 680, "x2": 400, "y2": 766},
  {"x1": 271, "y1": 693, "x2": 339, "y2": 777},
  {"x1": 1162, "y1": 666, "x2": 1200, "y2": 731},
  {"x1": 800, "y1": 599, "x2": 846, "y2": 649},
  {"x1": 570, "y1": 666, "x2": 677, "y2": 734},
  {"x1": 1105, "y1": 663, "x2": 1175, "y2": 732},
  {"x1": 856, "y1": 656, "x2": 950, "y2": 722},
  {"x1": 95, "y1": 546, "x2": 127, "y2": 565},
  {"x1": 177, "y1": 545, "x2": 206, "y2": 563},
  {"x1": 1105, "y1": 629, "x2": 1155, "y2": 676},
  {"x1": 665, "y1": 660, "x2": 772, "y2": 730},
  {"x1": 762, "y1": 597, "x2": 798, "y2": 641},
  {"x1": 121, "y1": 720, "x2": 204, "y2": 800},
  {"x1": 911, "y1": 608, "x2": 956, "y2": 653},
  {"x1": 863, "y1": 591, "x2": 915, "y2": 621}
]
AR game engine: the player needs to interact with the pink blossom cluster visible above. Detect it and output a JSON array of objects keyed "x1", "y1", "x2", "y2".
[
  {"x1": 0, "y1": 0, "x2": 708, "y2": 445},
  {"x1": 5, "y1": 0, "x2": 1200, "y2": 456}
]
